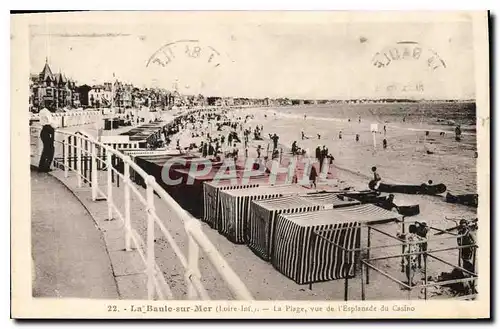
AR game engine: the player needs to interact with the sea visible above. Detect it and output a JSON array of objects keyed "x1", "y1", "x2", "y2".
[{"x1": 270, "y1": 101, "x2": 476, "y2": 130}]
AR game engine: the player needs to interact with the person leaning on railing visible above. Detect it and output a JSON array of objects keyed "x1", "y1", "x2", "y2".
[
  {"x1": 457, "y1": 219, "x2": 477, "y2": 294},
  {"x1": 38, "y1": 109, "x2": 55, "y2": 173}
]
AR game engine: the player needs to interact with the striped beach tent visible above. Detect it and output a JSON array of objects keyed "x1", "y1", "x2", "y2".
[
  {"x1": 218, "y1": 184, "x2": 311, "y2": 244},
  {"x1": 247, "y1": 192, "x2": 361, "y2": 262},
  {"x1": 272, "y1": 204, "x2": 402, "y2": 285},
  {"x1": 203, "y1": 174, "x2": 271, "y2": 230},
  {"x1": 247, "y1": 195, "x2": 322, "y2": 262}
]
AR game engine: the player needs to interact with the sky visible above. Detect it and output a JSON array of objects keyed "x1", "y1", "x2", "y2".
[{"x1": 29, "y1": 12, "x2": 476, "y2": 100}]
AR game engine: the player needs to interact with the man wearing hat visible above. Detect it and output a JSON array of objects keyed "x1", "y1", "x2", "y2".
[{"x1": 38, "y1": 109, "x2": 55, "y2": 172}]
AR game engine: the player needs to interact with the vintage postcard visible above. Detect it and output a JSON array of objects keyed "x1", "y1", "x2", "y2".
[{"x1": 11, "y1": 11, "x2": 490, "y2": 319}]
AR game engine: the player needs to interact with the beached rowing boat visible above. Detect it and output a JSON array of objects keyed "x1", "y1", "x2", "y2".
[
  {"x1": 339, "y1": 191, "x2": 420, "y2": 216},
  {"x1": 368, "y1": 180, "x2": 447, "y2": 195},
  {"x1": 445, "y1": 192, "x2": 478, "y2": 208}
]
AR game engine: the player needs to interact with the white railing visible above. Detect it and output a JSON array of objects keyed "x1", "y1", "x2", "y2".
[{"x1": 31, "y1": 126, "x2": 254, "y2": 301}]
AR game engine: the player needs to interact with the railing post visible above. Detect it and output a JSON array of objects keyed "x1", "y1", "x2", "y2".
[
  {"x1": 107, "y1": 153, "x2": 114, "y2": 221},
  {"x1": 360, "y1": 260, "x2": 366, "y2": 299},
  {"x1": 366, "y1": 226, "x2": 371, "y2": 285},
  {"x1": 185, "y1": 218, "x2": 202, "y2": 300},
  {"x1": 91, "y1": 143, "x2": 98, "y2": 201},
  {"x1": 63, "y1": 138, "x2": 69, "y2": 177},
  {"x1": 146, "y1": 175, "x2": 156, "y2": 300},
  {"x1": 124, "y1": 156, "x2": 132, "y2": 251},
  {"x1": 77, "y1": 137, "x2": 82, "y2": 187}
]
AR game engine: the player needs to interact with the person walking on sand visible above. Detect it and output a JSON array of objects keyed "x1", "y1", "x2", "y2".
[
  {"x1": 232, "y1": 144, "x2": 239, "y2": 161},
  {"x1": 315, "y1": 146, "x2": 321, "y2": 162},
  {"x1": 257, "y1": 145, "x2": 262, "y2": 158},
  {"x1": 301, "y1": 130, "x2": 305, "y2": 140},
  {"x1": 291, "y1": 141, "x2": 298, "y2": 155},
  {"x1": 309, "y1": 163, "x2": 318, "y2": 189},
  {"x1": 339, "y1": 130, "x2": 343, "y2": 140},
  {"x1": 202, "y1": 142, "x2": 208, "y2": 157},
  {"x1": 270, "y1": 133, "x2": 279, "y2": 151},
  {"x1": 384, "y1": 124, "x2": 387, "y2": 135},
  {"x1": 455, "y1": 125, "x2": 462, "y2": 142},
  {"x1": 358, "y1": 115, "x2": 361, "y2": 124},
  {"x1": 371, "y1": 166, "x2": 382, "y2": 189}
]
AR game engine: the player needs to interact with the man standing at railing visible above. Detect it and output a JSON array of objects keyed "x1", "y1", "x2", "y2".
[{"x1": 38, "y1": 109, "x2": 55, "y2": 172}]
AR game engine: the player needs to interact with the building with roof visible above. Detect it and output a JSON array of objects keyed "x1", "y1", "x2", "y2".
[
  {"x1": 89, "y1": 83, "x2": 112, "y2": 108},
  {"x1": 30, "y1": 59, "x2": 80, "y2": 111}
]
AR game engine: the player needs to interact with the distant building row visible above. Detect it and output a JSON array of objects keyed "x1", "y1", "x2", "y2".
[{"x1": 31, "y1": 61, "x2": 434, "y2": 112}]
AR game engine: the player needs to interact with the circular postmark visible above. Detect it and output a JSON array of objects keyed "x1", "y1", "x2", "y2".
[
  {"x1": 146, "y1": 40, "x2": 228, "y2": 95},
  {"x1": 372, "y1": 41, "x2": 446, "y2": 71},
  {"x1": 371, "y1": 41, "x2": 447, "y2": 97}
]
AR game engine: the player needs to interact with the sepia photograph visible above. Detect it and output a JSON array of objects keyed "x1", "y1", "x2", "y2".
[{"x1": 11, "y1": 10, "x2": 490, "y2": 319}]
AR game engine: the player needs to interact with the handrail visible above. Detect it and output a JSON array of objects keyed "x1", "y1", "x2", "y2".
[{"x1": 31, "y1": 126, "x2": 254, "y2": 300}]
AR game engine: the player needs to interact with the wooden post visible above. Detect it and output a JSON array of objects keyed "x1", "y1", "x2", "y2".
[
  {"x1": 344, "y1": 275, "x2": 349, "y2": 301},
  {"x1": 366, "y1": 226, "x2": 371, "y2": 284},
  {"x1": 408, "y1": 241, "x2": 413, "y2": 299},
  {"x1": 361, "y1": 262, "x2": 366, "y2": 300},
  {"x1": 424, "y1": 249, "x2": 428, "y2": 300},
  {"x1": 401, "y1": 217, "x2": 406, "y2": 272},
  {"x1": 344, "y1": 252, "x2": 350, "y2": 301}
]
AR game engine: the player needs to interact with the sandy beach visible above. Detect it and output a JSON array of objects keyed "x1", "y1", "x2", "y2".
[
  {"x1": 240, "y1": 104, "x2": 477, "y2": 194},
  {"x1": 39, "y1": 104, "x2": 478, "y2": 301},
  {"x1": 147, "y1": 104, "x2": 477, "y2": 300}
]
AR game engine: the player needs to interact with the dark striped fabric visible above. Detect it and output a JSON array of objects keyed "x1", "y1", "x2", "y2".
[
  {"x1": 202, "y1": 181, "x2": 260, "y2": 230},
  {"x1": 272, "y1": 205, "x2": 402, "y2": 284},
  {"x1": 332, "y1": 203, "x2": 403, "y2": 224},
  {"x1": 218, "y1": 185, "x2": 310, "y2": 244},
  {"x1": 299, "y1": 192, "x2": 361, "y2": 209},
  {"x1": 103, "y1": 142, "x2": 140, "y2": 150},
  {"x1": 247, "y1": 195, "x2": 322, "y2": 261}
]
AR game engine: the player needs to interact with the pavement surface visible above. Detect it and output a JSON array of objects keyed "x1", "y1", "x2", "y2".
[{"x1": 31, "y1": 168, "x2": 120, "y2": 299}]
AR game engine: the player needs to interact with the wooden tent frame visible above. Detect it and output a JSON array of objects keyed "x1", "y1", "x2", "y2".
[{"x1": 313, "y1": 219, "x2": 478, "y2": 301}]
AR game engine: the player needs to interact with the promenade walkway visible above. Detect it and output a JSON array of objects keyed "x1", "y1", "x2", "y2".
[{"x1": 31, "y1": 168, "x2": 119, "y2": 299}]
